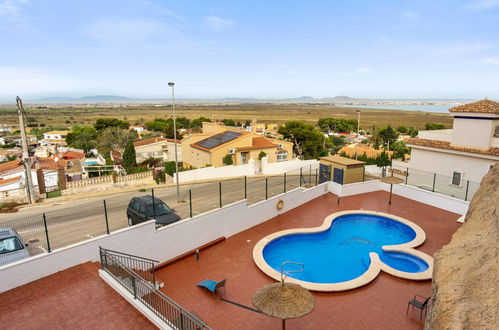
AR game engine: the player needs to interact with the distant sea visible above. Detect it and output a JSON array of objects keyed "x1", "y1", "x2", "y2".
[{"x1": 343, "y1": 104, "x2": 453, "y2": 113}]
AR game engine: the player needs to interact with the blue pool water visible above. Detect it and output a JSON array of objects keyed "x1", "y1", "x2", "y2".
[{"x1": 263, "y1": 214, "x2": 429, "y2": 284}]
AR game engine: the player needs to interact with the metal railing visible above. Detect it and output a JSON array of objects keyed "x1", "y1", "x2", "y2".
[
  {"x1": 389, "y1": 165, "x2": 480, "y2": 201},
  {"x1": 99, "y1": 247, "x2": 211, "y2": 330}
]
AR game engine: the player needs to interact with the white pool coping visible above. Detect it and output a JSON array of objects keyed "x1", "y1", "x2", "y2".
[{"x1": 252, "y1": 210, "x2": 434, "y2": 292}]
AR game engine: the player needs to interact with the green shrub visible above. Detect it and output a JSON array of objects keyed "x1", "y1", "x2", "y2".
[{"x1": 222, "y1": 154, "x2": 233, "y2": 165}]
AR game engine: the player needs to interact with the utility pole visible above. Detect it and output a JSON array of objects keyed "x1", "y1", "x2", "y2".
[
  {"x1": 16, "y1": 97, "x2": 36, "y2": 204},
  {"x1": 168, "y1": 82, "x2": 181, "y2": 202}
]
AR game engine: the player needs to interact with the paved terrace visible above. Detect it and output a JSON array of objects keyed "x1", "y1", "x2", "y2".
[
  {"x1": 156, "y1": 191, "x2": 461, "y2": 330},
  {"x1": 0, "y1": 191, "x2": 461, "y2": 329}
]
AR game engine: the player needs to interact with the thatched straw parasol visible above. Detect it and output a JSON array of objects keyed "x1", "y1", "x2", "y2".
[
  {"x1": 380, "y1": 174, "x2": 404, "y2": 204},
  {"x1": 253, "y1": 262, "x2": 315, "y2": 329}
]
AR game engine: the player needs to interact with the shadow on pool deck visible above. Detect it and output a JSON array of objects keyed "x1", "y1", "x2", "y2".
[{"x1": 155, "y1": 191, "x2": 461, "y2": 330}]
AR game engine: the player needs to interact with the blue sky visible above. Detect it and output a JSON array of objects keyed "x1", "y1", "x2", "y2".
[{"x1": 1, "y1": 0, "x2": 499, "y2": 100}]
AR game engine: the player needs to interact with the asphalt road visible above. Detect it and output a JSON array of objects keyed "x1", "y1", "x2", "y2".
[{"x1": 0, "y1": 171, "x2": 318, "y2": 255}]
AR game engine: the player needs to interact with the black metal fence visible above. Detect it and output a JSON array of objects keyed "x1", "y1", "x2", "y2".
[
  {"x1": 1, "y1": 166, "x2": 320, "y2": 261},
  {"x1": 389, "y1": 165, "x2": 480, "y2": 201},
  {"x1": 100, "y1": 247, "x2": 211, "y2": 330}
]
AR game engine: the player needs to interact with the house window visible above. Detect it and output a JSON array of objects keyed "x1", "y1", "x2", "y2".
[
  {"x1": 451, "y1": 171, "x2": 462, "y2": 186},
  {"x1": 277, "y1": 150, "x2": 288, "y2": 162}
]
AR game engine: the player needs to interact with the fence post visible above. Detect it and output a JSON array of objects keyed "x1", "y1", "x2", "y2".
[
  {"x1": 151, "y1": 188, "x2": 156, "y2": 219},
  {"x1": 189, "y1": 189, "x2": 192, "y2": 218},
  {"x1": 315, "y1": 168, "x2": 318, "y2": 186},
  {"x1": 244, "y1": 176, "x2": 247, "y2": 199},
  {"x1": 132, "y1": 277, "x2": 137, "y2": 299},
  {"x1": 465, "y1": 180, "x2": 470, "y2": 201},
  {"x1": 265, "y1": 178, "x2": 268, "y2": 199},
  {"x1": 300, "y1": 168, "x2": 303, "y2": 187},
  {"x1": 219, "y1": 181, "x2": 222, "y2": 208},
  {"x1": 103, "y1": 200, "x2": 110, "y2": 234},
  {"x1": 432, "y1": 173, "x2": 436, "y2": 192},
  {"x1": 405, "y1": 167, "x2": 409, "y2": 184},
  {"x1": 309, "y1": 164, "x2": 312, "y2": 184},
  {"x1": 42, "y1": 213, "x2": 51, "y2": 253},
  {"x1": 284, "y1": 173, "x2": 287, "y2": 193}
]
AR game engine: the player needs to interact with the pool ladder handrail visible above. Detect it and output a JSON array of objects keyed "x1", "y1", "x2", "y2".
[{"x1": 280, "y1": 261, "x2": 304, "y2": 284}]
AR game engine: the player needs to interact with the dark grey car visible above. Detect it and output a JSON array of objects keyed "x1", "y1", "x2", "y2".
[{"x1": 126, "y1": 196, "x2": 181, "y2": 227}]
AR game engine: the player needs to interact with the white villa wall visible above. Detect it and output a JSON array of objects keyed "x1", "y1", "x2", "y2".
[
  {"x1": 261, "y1": 158, "x2": 319, "y2": 175},
  {"x1": 174, "y1": 162, "x2": 256, "y2": 183},
  {"x1": 451, "y1": 117, "x2": 495, "y2": 149},
  {"x1": 409, "y1": 148, "x2": 496, "y2": 182},
  {"x1": 417, "y1": 129, "x2": 452, "y2": 142}
]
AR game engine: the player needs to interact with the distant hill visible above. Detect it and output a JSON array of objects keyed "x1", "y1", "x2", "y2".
[{"x1": 18, "y1": 95, "x2": 473, "y2": 105}]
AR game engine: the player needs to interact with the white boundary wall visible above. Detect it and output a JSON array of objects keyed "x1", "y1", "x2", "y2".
[
  {"x1": 173, "y1": 162, "x2": 255, "y2": 183},
  {"x1": 0, "y1": 183, "x2": 328, "y2": 293},
  {"x1": 0, "y1": 179, "x2": 469, "y2": 293},
  {"x1": 261, "y1": 158, "x2": 319, "y2": 175}
]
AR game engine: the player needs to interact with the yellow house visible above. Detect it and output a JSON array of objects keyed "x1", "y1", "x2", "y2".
[{"x1": 181, "y1": 126, "x2": 293, "y2": 168}]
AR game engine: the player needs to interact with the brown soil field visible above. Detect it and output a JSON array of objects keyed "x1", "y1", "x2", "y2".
[{"x1": 0, "y1": 103, "x2": 453, "y2": 130}]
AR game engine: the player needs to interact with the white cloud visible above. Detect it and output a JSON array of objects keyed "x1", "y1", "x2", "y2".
[
  {"x1": 481, "y1": 57, "x2": 499, "y2": 64},
  {"x1": 466, "y1": 0, "x2": 499, "y2": 11},
  {"x1": 433, "y1": 42, "x2": 490, "y2": 55},
  {"x1": 203, "y1": 16, "x2": 234, "y2": 31},
  {"x1": 0, "y1": 0, "x2": 32, "y2": 30},
  {"x1": 400, "y1": 10, "x2": 420, "y2": 20},
  {"x1": 355, "y1": 67, "x2": 371, "y2": 73},
  {"x1": 84, "y1": 18, "x2": 177, "y2": 42}
]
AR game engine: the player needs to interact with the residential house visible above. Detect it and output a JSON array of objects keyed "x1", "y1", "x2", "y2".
[
  {"x1": 0, "y1": 124, "x2": 13, "y2": 133},
  {"x1": 41, "y1": 130, "x2": 69, "y2": 149},
  {"x1": 133, "y1": 137, "x2": 182, "y2": 164},
  {"x1": 181, "y1": 123, "x2": 293, "y2": 168},
  {"x1": 0, "y1": 157, "x2": 59, "y2": 193},
  {"x1": 130, "y1": 125, "x2": 145, "y2": 133},
  {"x1": 406, "y1": 99, "x2": 499, "y2": 183}
]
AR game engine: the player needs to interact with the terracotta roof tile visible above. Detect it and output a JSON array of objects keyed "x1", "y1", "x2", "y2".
[
  {"x1": 449, "y1": 99, "x2": 499, "y2": 114},
  {"x1": 237, "y1": 137, "x2": 277, "y2": 151},
  {"x1": 407, "y1": 138, "x2": 499, "y2": 156},
  {"x1": 34, "y1": 157, "x2": 59, "y2": 171},
  {"x1": 0, "y1": 159, "x2": 23, "y2": 174},
  {"x1": 61, "y1": 151, "x2": 85, "y2": 160},
  {"x1": 0, "y1": 176, "x2": 21, "y2": 186}
]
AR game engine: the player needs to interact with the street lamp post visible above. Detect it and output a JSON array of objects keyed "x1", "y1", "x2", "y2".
[{"x1": 168, "y1": 82, "x2": 181, "y2": 202}]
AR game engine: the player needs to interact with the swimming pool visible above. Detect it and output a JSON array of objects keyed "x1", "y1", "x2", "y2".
[{"x1": 253, "y1": 211, "x2": 433, "y2": 291}]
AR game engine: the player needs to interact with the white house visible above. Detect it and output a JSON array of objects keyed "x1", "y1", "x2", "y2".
[
  {"x1": 407, "y1": 99, "x2": 499, "y2": 184},
  {"x1": 133, "y1": 137, "x2": 182, "y2": 163},
  {"x1": 130, "y1": 125, "x2": 145, "y2": 133},
  {"x1": 42, "y1": 130, "x2": 69, "y2": 140}
]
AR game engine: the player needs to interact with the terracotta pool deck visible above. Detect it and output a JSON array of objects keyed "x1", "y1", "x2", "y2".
[
  {"x1": 0, "y1": 262, "x2": 155, "y2": 330},
  {"x1": 156, "y1": 191, "x2": 461, "y2": 330}
]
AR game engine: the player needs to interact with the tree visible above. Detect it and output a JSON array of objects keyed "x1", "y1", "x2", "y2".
[
  {"x1": 390, "y1": 140, "x2": 410, "y2": 160},
  {"x1": 65, "y1": 125, "x2": 98, "y2": 152},
  {"x1": 222, "y1": 154, "x2": 233, "y2": 165},
  {"x1": 191, "y1": 116, "x2": 211, "y2": 128},
  {"x1": 407, "y1": 127, "x2": 418, "y2": 138},
  {"x1": 96, "y1": 127, "x2": 137, "y2": 151},
  {"x1": 375, "y1": 151, "x2": 391, "y2": 167},
  {"x1": 94, "y1": 118, "x2": 130, "y2": 131},
  {"x1": 123, "y1": 141, "x2": 137, "y2": 170},
  {"x1": 258, "y1": 151, "x2": 267, "y2": 160},
  {"x1": 221, "y1": 119, "x2": 236, "y2": 126},
  {"x1": 425, "y1": 123, "x2": 446, "y2": 130},
  {"x1": 328, "y1": 135, "x2": 346, "y2": 154},
  {"x1": 278, "y1": 121, "x2": 325, "y2": 159},
  {"x1": 377, "y1": 125, "x2": 399, "y2": 146},
  {"x1": 396, "y1": 126, "x2": 408, "y2": 134},
  {"x1": 317, "y1": 118, "x2": 358, "y2": 133}
]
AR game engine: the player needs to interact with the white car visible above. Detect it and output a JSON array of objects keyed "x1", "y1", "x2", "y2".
[{"x1": 0, "y1": 228, "x2": 30, "y2": 267}]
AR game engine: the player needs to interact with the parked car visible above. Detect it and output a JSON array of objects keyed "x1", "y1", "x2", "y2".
[
  {"x1": 126, "y1": 196, "x2": 181, "y2": 227},
  {"x1": 0, "y1": 228, "x2": 30, "y2": 267}
]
